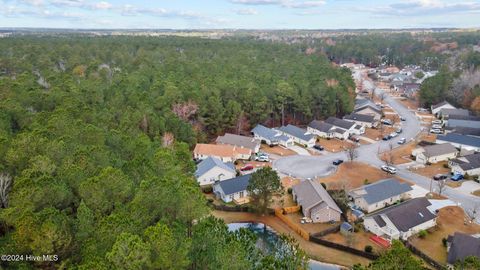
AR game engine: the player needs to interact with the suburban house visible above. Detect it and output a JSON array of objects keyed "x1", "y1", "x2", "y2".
[
  {"x1": 292, "y1": 180, "x2": 342, "y2": 223},
  {"x1": 447, "y1": 232, "x2": 480, "y2": 265},
  {"x1": 213, "y1": 174, "x2": 251, "y2": 204},
  {"x1": 216, "y1": 133, "x2": 261, "y2": 153},
  {"x1": 363, "y1": 197, "x2": 437, "y2": 241},
  {"x1": 276, "y1": 124, "x2": 316, "y2": 147},
  {"x1": 343, "y1": 113, "x2": 377, "y2": 128},
  {"x1": 325, "y1": 117, "x2": 365, "y2": 135},
  {"x1": 431, "y1": 101, "x2": 456, "y2": 115},
  {"x1": 354, "y1": 98, "x2": 382, "y2": 121},
  {"x1": 400, "y1": 83, "x2": 421, "y2": 98},
  {"x1": 195, "y1": 157, "x2": 236, "y2": 186},
  {"x1": 445, "y1": 126, "x2": 480, "y2": 137},
  {"x1": 413, "y1": 143, "x2": 458, "y2": 164},
  {"x1": 348, "y1": 179, "x2": 413, "y2": 213},
  {"x1": 436, "y1": 133, "x2": 480, "y2": 152},
  {"x1": 445, "y1": 114, "x2": 480, "y2": 129},
  {"x1": 193, "y1": 144, "x2": 251, "y2": 163},
  {"x1": 251, "y1": 124, "x2": 294, "y2": 147},
  {"x1": 307, "y1": 120, "x2": 349, "y2": 140},
  {"x1": 449, "y1": 153, "x2": 480, "y2": 176},
  {"x1": 438, "y1": 108, "x2": 470, "y2": 120}
]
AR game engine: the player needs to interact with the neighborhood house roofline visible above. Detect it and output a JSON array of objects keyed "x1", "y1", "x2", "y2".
[
  {"x1": 252, "y1": 124, "x2": 290, "y2": 142},
  {"x1": 350, "y1": 178, "x2": 412, "y2": 205},
  {"x1": 195, "y1": 156, "x2": 235, "y2": 178},
  {"x1": 194, "y1": 143, "x2": 251, "y2": 157},
  {"x1": 277, "y1": 124, "x2": 315, "y2": 142},
  {"x1": 217, "y1": 174, "x2": 252, "y2": 196},
  {"x1": 292, "y1": 180, "x2": 342, "y2": 214},
  {"x1": 325, "y1": 117, "x2": 355, "y2": 130},
  {"x1": 343, "y1": 113, "x2": 375, "y2": 123},
  {"x1": 437, "y1": 133, "x2": 480, "y2": 148},
  {"x1": 421, "y1": 143, "x2": 457, "y2": 158},
  {"x1": 431, "y1": 101, "x2": 454, "y2": 110},
  {"x1": 447, "y1": 232, "x2": 480, "y2": 264},
  {"x1": 216, "y1": 133, "x2": 260, "y2": 151}
]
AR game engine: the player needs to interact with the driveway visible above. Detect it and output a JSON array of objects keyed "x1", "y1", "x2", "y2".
[
  {"x1": 288, "y1": 145, "x2": 311, "y2": 156},
  {"x1": 455, "y1": 181, "x2": 480, "y2": 195}
]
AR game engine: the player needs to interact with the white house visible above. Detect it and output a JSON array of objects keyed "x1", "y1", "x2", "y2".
[
  {"x1": 343, "y1": 113, "x2": 377, "y2": 128},
  {"x1": 349, "y1": 179, "x2": 412, "y2": 213},
  {"x1": 195, "y1": 157, "x2": 237, "y2": 186},
  {"x1": 325, "y1": 117, "x2": 365, "y2": 135},
  {"x1": 275, "y1": 124, "x2": 316, "y2": 147},
  {"x1": 436, "y1": 133, "x2": 480, "y2": 152},
  {"x1": 413, "y1": 143, "x2": 458, "y2": 164},
  {"x1": 449, "y1": 153, "x2": 480, "y2": 176},
  {"x1": 363, "y1": 197, "x2": 437, "y2": 241},
  {"x1": 431, "y1": 101, "x2": 456, "y2": 115},
  {"x1": 251, "y1": 124, "x2": 294, "y2": 147},
  {"x1": 216, "y1": 133, "x2": 261, "y2": 153},
  {"x1": 307, "y1": 120, "x2": 349, "y2": 140},
  {"x1": 213, "y1": 174, "x2": 251, "y2": 204}
]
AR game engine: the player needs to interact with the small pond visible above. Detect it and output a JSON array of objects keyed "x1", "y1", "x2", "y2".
[{"x1": 227, "y1": 222, "x2": 341, "y2": 270}]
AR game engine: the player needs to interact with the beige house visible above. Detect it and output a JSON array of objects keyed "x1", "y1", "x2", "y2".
[
  {"x1": 449, "y1": 153, "x2": 480, "y2": 176},
  {"x1": 413, "y1": 143, "x2": 458, "y2": 164},
  {"x1": 349, "y1": 179, "x2": 412, "y2": 213},
  {"x1": 292, "y1": 180, "x2": 342, "y2": 223},
  {"x1": 193, "y1": 144, "x2": 251, "y2": 163}
]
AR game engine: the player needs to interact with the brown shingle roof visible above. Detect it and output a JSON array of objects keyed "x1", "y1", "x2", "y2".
[{"x1": 194, "y1": 144, "x2": 251, "y2": 158}]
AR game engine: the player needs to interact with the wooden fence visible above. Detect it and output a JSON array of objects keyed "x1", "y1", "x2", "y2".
[
  {"x1": 274, "y1": 208, "x2": 310, "y2": 240},
  {"x1": 310, "y1": 225, "x2": 340, "y2": 238},
  {"x1": 283, "y1": 205, "x2": 301, "y2": 214}
]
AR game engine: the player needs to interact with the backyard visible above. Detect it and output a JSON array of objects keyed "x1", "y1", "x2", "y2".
[
  {"x1": 409, "y1": 161, "x2": 450, "y2": 179},
  {"x1": 260, "y1": 145, "x2": 297, "y2": 156},
  {"x1": 317, "y1": 138, "x2": 354, "y2": 153}
]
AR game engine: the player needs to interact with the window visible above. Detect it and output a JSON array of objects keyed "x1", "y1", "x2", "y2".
[
  {"x1": 230, "y1": 195, "x2": 234, "y2": 200},
  {"x1": 239, "y1": 191, "x2": 244, "y2": 198}
]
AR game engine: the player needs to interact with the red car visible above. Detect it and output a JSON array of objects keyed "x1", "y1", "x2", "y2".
[{"x1": 240, "y1": 164, "x2": 254, "y2": 171}]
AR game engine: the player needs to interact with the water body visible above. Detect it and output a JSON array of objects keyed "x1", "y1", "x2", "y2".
[{"x1": 227, "y1": 222, "x2": 341, "y2": 270}]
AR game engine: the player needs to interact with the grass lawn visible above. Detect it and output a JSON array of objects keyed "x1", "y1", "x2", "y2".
[
  {"x1": 317, "y1": 138, "x2": 354, "y2": 153},
  {"x1": 212, "y1": 210, "x2": 371, "y2": 267},
  {"x1": 410, "y1": 206, "x2": 480, "y2": 264},
  {"x1": 409, "y1": 161, "x2": 450, "y2": 179},
  {"x1": 317, "y1": 162, "x2": 409, "y2": 190}
]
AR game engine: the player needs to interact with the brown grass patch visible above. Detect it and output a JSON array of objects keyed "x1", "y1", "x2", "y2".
[
  {"x1": 317, "y1": 138, "x2": 353, "y2": 153},
  {"x1": 317, "y1": 162, "x2": 408, "y2": 190},
  {"x1": 473, "y1": 189, "x2": 480, "y2": 197},
  {"x1": 364, "y1": 127, "x2": 396, "y2": 141},
  {"x1": 446, "y1": 181, "x2": 463, "y2": 188},
  {"x1": 398, "y1": 98, "x2": 419, "y2": 110},
  {"x1": 409, "y1": 161, "x2": 450, "y2": 178},
  {"x1": 387, "y1": 141, "x2": 416, "y2": 165},
  {"x1": 322, "y1": 228, "x2": 386, "y2": 254},
  {"x1": 260, "y1": 145, "x2": 296, "y2": 156},
  {"x1": 410, "y1": 206, "x2": 480, "y2": 263}
]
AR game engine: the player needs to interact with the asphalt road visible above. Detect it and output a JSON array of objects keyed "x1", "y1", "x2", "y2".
[{"x1": 273, "y1": 85, "x2": 480, "y2": 221}]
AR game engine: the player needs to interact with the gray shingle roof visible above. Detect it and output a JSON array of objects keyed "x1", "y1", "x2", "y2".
[
  {"x1": 447, "y1": 232, "x2": 480, "y2": 264},
  {"x1": 325, "y1": 117, "x2": 356, "y2": 130},
  {"x1": 195, "y1": 157, "x2": 235, "y2": 178},
  {"x1": 454, "y1": 153, "x2": 480, "y2": 171},
  {"x1": 277, "y1": 124, "x2": 315, "y2": 142},
  {"x1": 432, "y1": 101, "x2": 453, "y2": 111},
  {"x1": 216, "y1": 133, "x2": 260, "y2": 152},
  {"x1": 343, "y1": 113, "x2": 375, "y2": 123},
  {"x1": 308, "y1": 120, "x2": 334, "y2": 133},
  {"x1": 351, "y1": 178, "x2": 412, "y2": 205},
  {"x1": 422, "y1": 143, "x2": 457, "y2": 157},
  {"x1": 369, "y1": 197, "x2": 436, "y2": 232},
  {"x1": 437, "y1": 133, "x2": 480, "y2": 148},
  {"x1": 292, "y1": 180, "x2": 342, "y2": 214},
  {"x1": 445, "y1": 126, "x2": 480, "y2": 136},
  {"x1": 216, "y1": 174, "x2": 251, "y2": 196},
  {"x1": 440, "y1": 108, "x2": 470, "y2": 117},
  {"x1": 252, "y1": 124, "x2": 290, "y2": 143}
]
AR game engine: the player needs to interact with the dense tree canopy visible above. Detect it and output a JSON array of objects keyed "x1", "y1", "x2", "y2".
[{"x1": 0, "y1": 36, "x2": 319, "y2": 269}]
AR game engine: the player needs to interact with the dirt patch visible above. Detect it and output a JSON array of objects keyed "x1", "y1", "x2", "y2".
[
  {"x1": 387, "y1": 141, "x2": 416, "y2": 165},
  {"x1": 410, "y1": 206, "x2": 480, "y2": 264},
  {"x1": 235, "y1": 160, "x2": 271, "y2": 170},
  {"x1": 322, "y1": 228, "x2": 386, "y2": 255},
  {"x1": 446, "y1": 180, "x2": 463, "y2": 188},
  {"x1": 398, "y1": 98, "x2": 419, "y2": 110},
  {"x1": 212, "y1": 210, "x2": 371, "y2": 267},
  {"x1": 364, "y1": 127, "x2": 396, "y2": 141},
  {"x1": 317, "y1": 138, "x2": 354, "y2": 153},
  {"x1": 261, "y1": 145, "x2": 297, "y2": 157},
  {"x1": 317, "y1": 162, "x2": 409, "y2": 190},
  {"x1": 419, "y1": 133, "x2": 437, "y2": 143},
  {"x1": 409, "y1": 161, "x2": 450, "y2": 179},
  {"x1": 284, "y1": 212, "x2": 340, "y2": 234},
  {"x1": 473, "y1": 189, "x2": 480, "y2": 197}
]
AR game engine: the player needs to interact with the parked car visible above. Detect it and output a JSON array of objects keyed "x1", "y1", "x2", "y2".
[
  {"x1": 433, "y1": 174, "x2": 448, "y2": 180},
  {"x1": 313, "y1": 145, "x2": 324, "y2": 151},
  {"x1": 396, "y1": 127, "x2": 402, "y2": 133},
  {"x1": 451, "y1": 174, "x2": 464, "y2": 181},
  {"x1": 255, "y1": 156, "x2": 270, "y2": 162},
  {"x1": 400, "y1": 116, "x2": 406, "y2": 121},
  {"x1": 382, "y1": 135, "x2": 391, "y2": 141},
  {"x1": 381, "y1": 119, "x2": 393, "y2": 125},
  {"x1": 240, "y1": 164, "x2": 254, "y2": 171},
  {"x1": 430, "y1": 128, "x2": 443, "y2": 134},
  {"x1": 350, "y1": 136, "x2": 360, "y2": 142},
  {"x1": 417, "y1": 108, "x2": 429, "y2": 112},
  {"x1": 432, "y1": 120, "x2": 443, "y2": 125},
  {"x1": 333, "y1": 159, "x2": 344, "y2": 165},
  {"x1": 390, "y1": 132, "x2": 398, "y2": 138},
  {"x1": 300, "y1": 217, "x2": 313, "y2": 224},
  {"x1": 397, "y1": 138, "x2": 406, "y2": 144},
  {"x1": 432, "y1": 124, "x2": 443, "y2": 129},
  {"x1": 381, "y1": 165, "x2": 397, "y2": 174}
]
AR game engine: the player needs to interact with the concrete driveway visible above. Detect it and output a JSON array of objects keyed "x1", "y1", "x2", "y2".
[
  {"x1": 455, "y1": 181, "x2": 480, "y2": 195},
  {"x1": 288, "y1": 145, "x2": 311, "y2": 156}
]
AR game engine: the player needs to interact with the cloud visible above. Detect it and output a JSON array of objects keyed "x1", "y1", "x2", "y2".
[
  {"x1": 21, "y1": 0, "x2": 44, "y2": 6},
  {"x1": 359, "y1": 0, "x2": 480, "y2": 16},
  {"x1": 92, "y1": 1, "x2": 112, "y2": 10},
  {"x1": 235, "y1": 8, "x2": 259, "y2": 15},
  {"x1": 230, "y1": 0, "x2": 325, "y2": 8}
]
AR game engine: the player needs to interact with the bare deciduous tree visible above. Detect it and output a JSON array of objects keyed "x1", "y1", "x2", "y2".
[
  {"x1": 162, "y1": 132, "x2": 175, "y2": 147},
  {"x1": 436, "y1": 179, "x2": 447, "y2": 195},
  {"x1": 467, "y1": 203, "x2": 480, "y2": 224},
  {"x1": 0, "y1": 173, "x2": 12, "y2": 208},
  {"x1": 344, "y1": 143, "x2": 359, "y2": 162},
  {"x1": 381, "y1": 143, "x2": 395, "y2": 167}
]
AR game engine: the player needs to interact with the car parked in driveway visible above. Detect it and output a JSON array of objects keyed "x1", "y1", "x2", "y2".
[
  {"x1": 255, "y1": 156, "x2": 270, "y2": 162},
  {"x1": 451, "y1": 174, "x2": 464, "y2": 181},
  {"x1": 349, "y1": 135, "x2": 360, "y2": 142},
  {"x1": 240, "y1": 164, "x2": 254, "y2": 171},
  {"x1": 333, "y1": 159, "x2": 344, "y2": 165},
  {"x1": 313, "y1": 145, "x2": 324, "y2": 151},
  {"x1": 397, "y1": 138, "x2": 406, "y2": 144},
  {"x1": 390, "y1": 132, "x2": 398, "y2": 138},
  {"x1": 382, "y1": 135, "x2": 391, "y2": 141},
  {"x1": 381, "y1": 165, "x2": 397, "y2": 174},
  {"x1": 433, "y1": 174, "x2": 448, "y2": 180},
  {"x1": 430, "y1": 128, "x2": 443, "y2": 134},
  {"x1": 432, "y1": 120, "x2": 443, "y2": 125},
  {"x1": 381, "y1": 119, "x2": 393, "y2": 125},
  {"x1": 400, "y1": 116, "x2": 406, "y2": 121}
]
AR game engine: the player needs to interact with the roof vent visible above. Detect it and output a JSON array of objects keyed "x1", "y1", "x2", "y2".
[{"x1": 419, "y1": 212, "x2": 424, "y2": 218}]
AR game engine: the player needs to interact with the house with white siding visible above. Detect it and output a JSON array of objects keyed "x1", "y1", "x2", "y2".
[
  {"x1": 431, "y1": 101, "x2": 456, "y2": 115},
  {"x1": 251, "y1": 124, "x2": 294, "y2": 147},
  {"x1": 343, "y1": 113, "x2": 377, "y2": 128},
  {"x1": 216, "y1": 133, "x2": 261, "y2": 153},
  {"x1": 436, "y1": 133, "x2": 480, "y2": 152},
  {"x1": 275, "y1": 124, "x2": 316, "y2": 147},
  {"x1": 213, "y1": 174, "x2": 251, "y2": 204},
  {"x1": 195, "y1": 157, "x2": 237, "y2": 186},
  {"x1": 193, "y1": 144, "x2": 252, "y2": 163},
  {"x1": 413, "y1": 143, "x2": 458, "y2": 164},
  {"x1": 307, "y1": 120, "x2": 349, "y2": 140},
  {"x1": 449, "y1": 153, "x2": 480, "y2": 177},
  {"x1": 363, "y1": 197, "x2": 437, "y2": 241},
  {"x1": 325, "y1": 117, "x2": 365, "y2": 135}
]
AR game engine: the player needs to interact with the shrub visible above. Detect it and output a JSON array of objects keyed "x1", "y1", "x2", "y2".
[
  {"x1": 321, "y1": 183, "x2": 327, "y2": 189},
  {"x1": 364, "y1": 245, "x2": 373, "y2": 253},
  {"x1": 202, "y1": 186, "x2": 213, "y2": 193},
  {"x1": 418, "y1": 230, "x2": 428, "y2": 239},
  {"x1": 442, "y1": 237, "x2": 448, "y2": 247},
  {"x1": 287, "y1": 187, "x2": 292, "y2": 194},
  {"x1": 364, "y1": 179, "x2": 370, "y2": 185},
  {"x1": 443, "y1": 163, "x2": 449, "y2": 168}
]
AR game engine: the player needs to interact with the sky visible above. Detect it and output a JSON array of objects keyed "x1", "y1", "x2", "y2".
[{"x1": 0, "y1": 0, "x2": 479, "y2": 29}]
